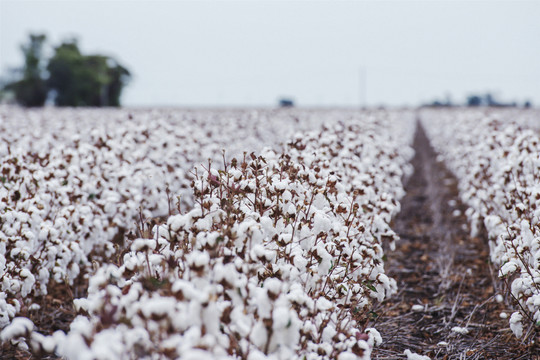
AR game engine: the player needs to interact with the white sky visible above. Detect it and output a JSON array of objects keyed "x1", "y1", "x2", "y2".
[{"x1": 1, "y1": 0, "x2": 539, "y2": 107}]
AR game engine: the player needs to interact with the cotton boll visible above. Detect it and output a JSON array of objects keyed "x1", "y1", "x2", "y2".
[
  {"x1": 230, "y1": 307, "x2": 252, "y2": 338},
  {"x1": 520, "y1": 220, "x2": 535, "y2": 249},
  {"x1": 1, "y1": 317, "x2": 34, "y2": 341},
  {"x1": 148, "y1": 253, "x2": 164, "y2": 266},
  {"x1": 7, "y1": 278, "x2": 21, "y2": 293},
  {"x1": 277, "y1": 233, "x2": 292, "y2": 245},
  {"x1": 286, "y1": 203, "x2": 296, "y2": 215},
  {"x1": 315, "y1": 244, "x2": 332, "y2": 275},
  {"x1": 273, "y1": 180, "x2": 287, "y2": 191},
  {"x1": 252, "y1": 289, "x2": 272, "y2": 320},
  {"x1": 249, "y1": 322, "x2": 268, "y2": 350},
  {"x1": 321, "y1": 325, "x2": 337, "y2": 343},
  {"x1": 194, "y1": 216, "x2": 213, "y2": 231},
  {"x1": 293, "y1": 254, "x2": 308, "y2": 272},
  {"x1": 246, "y1": 349, "x2": 268, "y2": 360},
  {"x1": 312, "y1": 211, "x2": 331, "y2": 235},
  {"x1": 287, "y1": 283, "x2": 312, "y2": 309},
  {"x1": 19, "y1": 269, "x2": 36, "y2": 297},
  {"x1": 181, "y1": 349, "x2": 217, "y2": 360},
  {"x1": 131, "y1": 239, "x2": 157, "y2": 252},
  {"x1": 510, "y1": 312, "x2": 523, "y2": 338},
  {"x1": 312, "y1": 193, "x2": 328, "y2": 211},
  {"x1": 73, "y1": 299, "x2": 90, "y2": 312},
  {"x1": 500, "y1": 261, "x2": 519, "y2": 277},
  {"x1": 188, "y1": 251, "x2": 210, "y2": 271},
  {"x1": 451, "y1": 326, "x2": 469, "y2": 335},
  {"x1": 228, "y1": 168, "x2": 243, "y2": 181},
  {"x1": 168, "y1": 214, "x2": 189, "y2": 232},
  {"x1": 316, "y1": 298, "x2": 333, "y2": 311},
  {"x1": 89, "y1": 328, "x2": 126, "y2": 360},
  {"x1": 366, "y1": 327, "x2": 382, "y2": 347},
  {"x1": 338, "y1": 351, "x2": 359, "y2": 360},
  {"x1": 3, "y1": 211, "x2": 14, "y2": 224},
  {"x1": 140, "y1": 296, "x2": 177, "y2": 319},
  {"x1": 282, "y1": 190, "x2": 292, "y2": 202},
  {"x1": 30, "y1": 331, "x2": 57, "y2": 354},
  {"x1": 317, "y1": 342, "x2": 333, "y2": 356},
  {"x1": 271, "y1": 305, "x2": 300, "y2": 344},
  {"x1": 404, "y1": 349, "x2": 431, "y2": 360}
]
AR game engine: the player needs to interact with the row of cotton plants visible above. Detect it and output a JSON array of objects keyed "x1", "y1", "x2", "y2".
[
  {"x1": 0, "y1": 107, "x2": 337, "y2": 333},
  {"x1": 420, "y1": 108, "x2": 540, "y2": 341},
  {"x1": 0, "y1": 106, "x2": 335, "y2": 211},
  {"x1": 1, "y1": 110, "x2": 416, "y2": 359}
]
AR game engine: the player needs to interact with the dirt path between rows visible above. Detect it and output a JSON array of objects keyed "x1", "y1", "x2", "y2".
[{"x1": 370, "y1": 122, "x2": 539, "y2": 359}]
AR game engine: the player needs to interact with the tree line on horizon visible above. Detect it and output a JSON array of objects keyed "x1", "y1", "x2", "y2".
[
  {"x1": 424, "y1": 92, "x2": 532, "y2": 108},
  {"x1": 0, "y1": 34, "x2": 131, "y2": 107}
]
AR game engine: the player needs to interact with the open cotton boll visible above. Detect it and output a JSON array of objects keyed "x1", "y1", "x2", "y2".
[
  {"x1": 338, "y1": 345, "x2": 371, "y2": 360},
  {"x1": 140, "y1": 296, "x2": 177, "y2": 319},
  {"x1": 315, "y1": 243, "x2": 333, "y2": 275},
  {"x1": 282, "y1": 190, "x2": 292, "y2": 202},
  {"x1": 73, "y1": 298, "x2": 90, "y2": 312},
  {"x1": 19, "y1": 268, "x2": 36, "y2": 297},
  {"x1": 131, "y1": 238, "x2": 157, "y2": 252},
  {"x1": 89, "y1": 328, "x2": 127, "y2": 360},
  {"x1": 311, "y1": 193, "x2": 328, "y2": 211},
  {"x1": 194, "y1": 216, "x2": 213, "y2": 231},
  {"x1": 29, "y1": 331, "x2": 57, "y2": 354},
  {"x1": 187, "y1": 251, "x2": 210, "y2": 269},
  {"x1": 1, "y1": 317, "x2": 34, "y2": 341},
  {"x1": 168, "y1": 214, "x2": 191, "y2": 232},
  {"x1": 230, "y1": 168, "x2": 243, "y2": 181},
  {"x1": 312, "y1": 211, "x2": 332, "y2": 235},
  {"x1": 365, "y1": 327, "x2": 382, "y2": 347},
  {"x1": 246, "y1": 349, "x2": 269, "y2": 360},
  {"x1": 520, "y1": 220, "x2": 535, "y2": 249},
  {"x1": 292, "y1": 253, "x2": 308, "y2": 272},
  {"x1": 451, "y1": 326, "x2": 469, "y2": 335},
  {"x1": 273, "y1": 180, "x2": 288, "y2": 191},
  {"x1": 510, "y1": 312, "x2": 523, "y2": 338},
  {"x1": 316, "y1": 297, "x2": 333, "y2": 312},
  {"x1": 404, "y1": 349, "x2": 431, "y2": 360},
  {"x1": 500, "y1": 261, "x2": 519, "y2": 277}
]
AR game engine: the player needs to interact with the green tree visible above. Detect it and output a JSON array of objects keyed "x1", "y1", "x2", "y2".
[
  {"x1": 4, "y1": 34, "x2": 48, "y2": 107},
  {"x1": 106, "y1": 62, "x2": 131, "y2": 107},
  {"x1": 47, "y1": 39, "x2": 131, "y2": 107},
  {"x1": 2, "y1": 34, "x2": 131, "y2": 108},
  {"x1": 46, "y1": 40, "x2": 84, "y2": 106}
]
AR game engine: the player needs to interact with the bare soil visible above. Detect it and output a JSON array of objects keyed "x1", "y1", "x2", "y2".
[
  {"x1": 370, "y1": 122, "x2": 539, "y2": 359},
  {"x1": 0, "y1": 277, "x2": 85, "y2": 358}
]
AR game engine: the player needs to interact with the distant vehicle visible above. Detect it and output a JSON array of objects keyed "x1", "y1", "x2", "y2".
[{"x1": 279, "y1": 98, "x2": 294, "y2": 107}]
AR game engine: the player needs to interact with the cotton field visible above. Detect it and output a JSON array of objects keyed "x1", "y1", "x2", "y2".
[{"x1": 0, "y1": 106, "x2": 539, "y2": 359}]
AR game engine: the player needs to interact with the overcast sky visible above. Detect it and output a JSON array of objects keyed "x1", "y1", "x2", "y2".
[{"x1": 1, "y1": 0, "x2": 539, "y2": 107}]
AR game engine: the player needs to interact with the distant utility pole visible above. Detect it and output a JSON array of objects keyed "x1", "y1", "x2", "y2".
[{"x1": 359, "y1": 66, "x2": 366, "y2": 108}]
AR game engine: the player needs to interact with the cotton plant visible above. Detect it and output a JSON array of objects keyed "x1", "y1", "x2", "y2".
[{"x1": 421, "y1": 108, "x2": 540, "y2": 340}]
